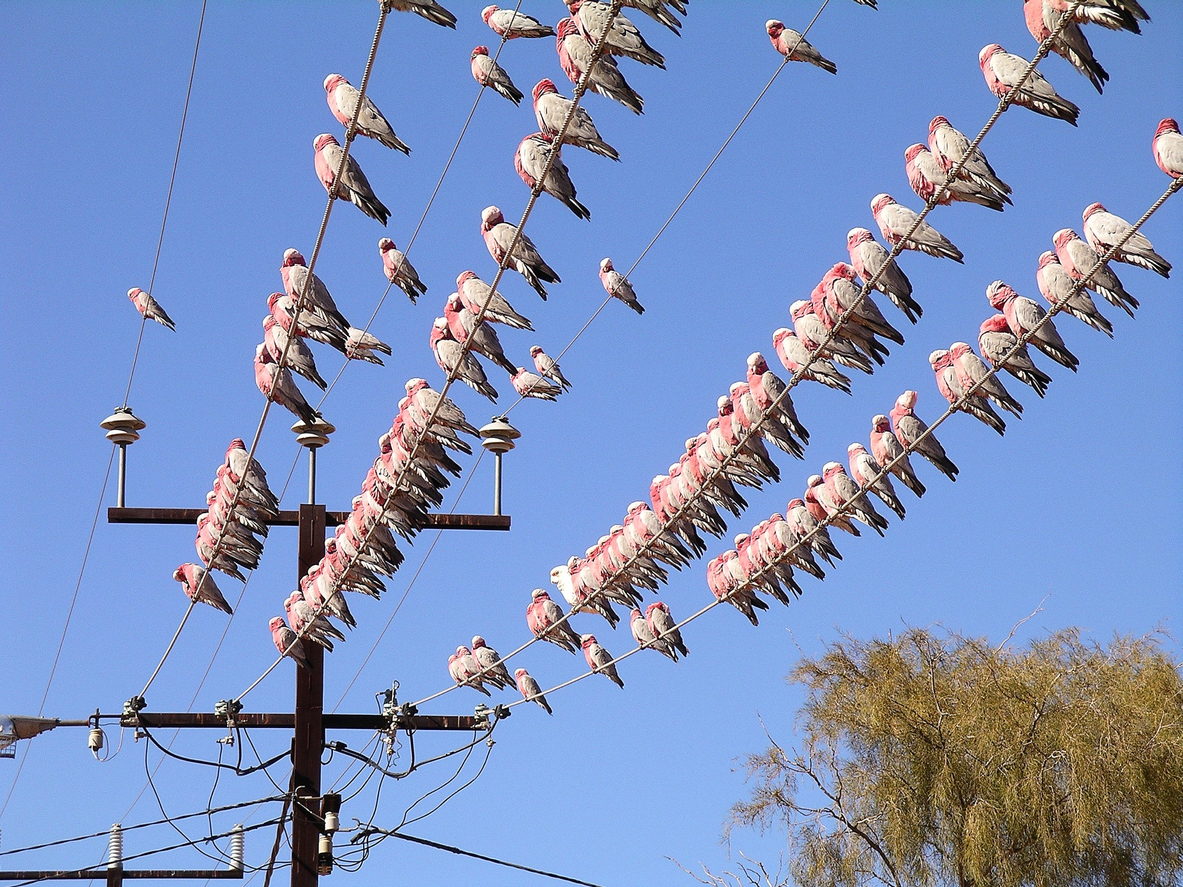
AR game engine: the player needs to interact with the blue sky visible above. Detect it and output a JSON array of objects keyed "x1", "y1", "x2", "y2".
[{"x1": 1, "y1": 2, "x2": 1180, "y2": 885}]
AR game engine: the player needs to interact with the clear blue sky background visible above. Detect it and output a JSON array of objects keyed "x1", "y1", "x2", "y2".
[{"x1": 1, "y1": 2, "x2": 1180, "y2": 884}]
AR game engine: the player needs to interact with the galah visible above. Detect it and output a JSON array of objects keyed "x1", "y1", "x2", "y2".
[
  {"x1": 847, "y1": 443, "x2": 905, "y2": 520},
  {"x1": 456, "y1": 645, "x2": 494, "y2": 694},
  {"x1": 764, "y1": 514, "x2": 825, "y2": 581},
  {"x1": 482, "y1": 5, "x2": 553, "y2": 38},
  {"x1": 313, "y1": 133, "x2": 390, "y2": 225},
  {"x1": 645, "y1": 601, "x2": 689, "y2": 659},
  {"x1": 581, "y1": 634, "x2": 624, "y2": 687},
  {"x1": 383, "y1": 0, "x2": 457, "y2": 28},
  {"x1": 514, "y1": 668, "x2": 552, "y2": 714},
  {"x1": 927, "y1": 116, "x2": 1012, "y2": 201},
  {"x1": 631, "y1": 608, "x2": 676, "y2": 661},
  {"x1": 1082, "y1": 203, "x2": 1170, "y2": 278},
  {"x1": 950, "y1": 341, "x2": 1024, "y2": 422},
  {"x1": 986, "y1": 279, "x2": 1079, "y2": 372},
  {"x1": 790, "y1": 300, "x2": 874, "y2": 375},
  {"x1": 444, "y1": 292, "x2": 517, "y2": 375},
  {"x1": 470, "y1": 636, "x2": 514, "y2": 689},
  {"x1": 745, "y1": 352, "x2": 810, "y2": 452},
  {"x1": 869, "y1": 414, "x2": 924, "y2": 498},
  {"x1": 1023, "y1": 0, "x2": 1108, "y2": 94},
  {"x1": 931, "y1": 348, "x2": 1005, "y2": 435},
  {"x1": 512, "y1": 368, "x2": 562, "y2": 401},
  {"x1": 823, "y1": 461, "x2": 890, "y2": 536},
  {"x1": 480, "y1": 205, "x2": 561, "y2": 299},
  {"x1": 286, "y1": 592, "x2": 345, "y2": 650},
  {"x1": 624, "y1": 501, "x2": 694, "y2": 570},
  {"x1": 871, "y1": 194, "x2": 964, "y2": 263},
  {"x1": 269, "y1": 293, "x2": 348, "y2": 354},
  {"x1": 622, "y1": 0, "x2": 684, "y2": 34},
  {"x1": 806, "y1": 474, "x2": 859, "y2": 538},
  {"x1": 430, "y1": 317, "x2": 498, "y2": 401},
  {"x1": 890, "y1": 391, "x2": 958, "y2": 481},
  {"x1": 904, "y1": 143, "x2": 1007, "y2": 211},
  {"x1": 765, "y1": 20, "x2": 837, "y2": 73},
  {"x1": 530, "y1": 345, "x2": 571, "y2": 390},
  {"x1": 808, "y1": 271, "x2": 890, "y2": 370},
  {"x1": 555, "y1": 17, "x2": 644, "y2": 115},
  {"x1": 254, "y1": 344, "x2": 318, "y2": 423},
  {"x1": 405, "y1": 377, "x2": 479, "y2": 437},
  {"x1": 346, "y1": 327, "x2": 392, "y2": 365},
  {"x1": 448, "y1": 650, "x2": 492, "y2": 697},
  {"x1": 787, "y1": 496, "x2": 843, "y2": 565},
  {"x1": 263, "y1": 315, "x2": 327, "y2": 390},
  {"x1": 470, "y1": 46, "x2": 523, "y2": 105},
  {"x1": 173, "y1": 563, "x2": 233, "y2": 614},
  {"x1": 281, "y1": 249, "x2": 350, "y2": 333},
  {"x1": 1153, "y1": 119, "x2": 1183, "y2": 178},
  {"x1": 978, "y1": 314, "x2": 1052, "y2": 398},
  {"x1": 706, "y1": 552, "x2": 769, "y2": 626},
  {"x1": 1052, "y1": 228, "x2": 1137, "y2": 317},
  {"x1": 551, "y1": 564, "x2": 620, "y2": 628},
  {"x1": 1037, "y1": 250, "x2": 1113, "y2": 337},
  {"x1": 569, "y1": 0, "x2": 666, "y2": 68},
  {"x1": 598, "y1": 258, "x2": 644, "y2": 314},
  {"x1": 457, "y1": 271, "x2": 532, "y2": 330},
  {"x1": 846, "y1": 228, "x2": 922, "y2": 324},
  {"x1": 772, "y1": 327, "x2": 851, "y2": 393},
  {"x1": 378, "y1": 238, "x2": 428, "y2": 303},
  {"x1": 323, "y1": 73, "x2": 410, "y2": 154},
  {"x1": 734, "y1": 531, "x2": 794, "y2": 607},
  {"x1": 515, "y1": 132, "x2": 590, "y2": 220},
  {"x1": 532, "y1": 78, "x2": 619, "y2": 161},
  {"x1": 816, "y1": 262, "x2": 905, "y2": 347},
  {"x1": 270, "y1": 616, "x2": 310, "y2": 669},
  {"x1": 127, "y1": 287, "x2": 175, "y2": 330},
  {"x1": 979, "y1": 44, "x2": 1079, "y2": 126},
  {"x1": 731, "y1": 378, "x2": 802, "y2": 461},
  {"x1": 1047, "y1": 0, "x2": 1149, "y2": 34},
  {"x1": 526, "y1": 588, "x2": 581, "y2": 653}
]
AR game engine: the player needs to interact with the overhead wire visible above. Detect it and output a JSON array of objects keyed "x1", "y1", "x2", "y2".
[{"x1": 232, "y1": 0, "x2": 631, "y2": 705}]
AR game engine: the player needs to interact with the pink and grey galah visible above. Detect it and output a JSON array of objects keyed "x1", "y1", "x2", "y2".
[
  {"x1": 598, "y1": 258, "x2": 644, "y2": 314},
  {"x1": 443, "y1": 292, "x2": 517, "y2": 375},
  {"x1": 950, "y1": 341, "x2": 1025, "y2": 423},
  {"x1": 622, "y1": 0, "x2": 685, "y2": 35},
  {"x1": 978, "y1": 44, "x2": 1080, "y2": 126},
  {"x1": 890, "y1": 390, "x2": 959, "y2": 481},
  {"x1": 254, "y1": 344, "x2": 319, "y2": 424},
  {"x1": 323, "y1": 73, "x2": 410, "y2": 154},
  {"x1": 526, "y1": 588, "x2": 582, "y2": 653},
  {"x1": 706, "y1": 552, "x2": 769, "y2": 626},
  {"x1": 646, "y1": 601, "x2": 689, "y2": 659},
  {"x1": 787, "y1": 496, "x2": 843, "y2": 566},
  {"x1": 270, "y1": 616, "x2": 310, "y2": 669},
  {"x1": 790, "y1": 300, "x2": 874, "y2": 376},
  {"x1": 533, "y1": 79, "x2": 619, "y2": 160},
  {"x1": 269, "y1": 293, "x2": 348, "y2": 354},
  {"x1": 384, "y1": 0, "x2": 456, "y2": 27},
  {"x1": 482, "y1": 5, "x2": 553, "y2": 38},
  {"x1": 823, "y1": 461, "x2": 890, "y2": 536},
  {"x1": 514, "y1": 668, "x2": 552, "y2": 714},
  {"x1": 870, "y1": 194, "x2": 964, "y2": 263},
  {"x1": 763, "y1": 512, "x2": 825, "y2": 581},
  {"x1": 931, "y1": 347, "x2": 1006, "y2": 435},
  {"x1": 870, "y1": 414, "x2": 924, "y2": 498},
  {"x1": 846, "y1": 228, "x2": 922, "y2": 324},
  {"x1": 734, "y1": 531, "x2": 797, "y2": 607},
  {"x1": 581, "y1": 633, "x2": 625, "y2": 688},
  {"x1": 448, "y1": 649, "x2": 492, "y2": 696},
  {"x1": 624, "y1": 501, "x2": 693, "y2": 569},
  {"x1": 746, "y1": 352, "x2": 810, "y2": 454},
  {"x1": 551, "y1": 563, "x2": 621, "y2": 628},
  {"x1": 1052, "y1": 228, "x2": 1138, "y2": 317},
  {"x1": 480, "y1": 205, "x2": 561, "y2": 299},
  {"x1": 806, "y1": 473, "x2": 859, "y2": 538},
  {"x1": 173, "y1": 563, "x2": 233, "y2": 614},
  {"x1": 457, "y1": 270, "x2": 532, "y2": 330},
  {"x1": 1036, "y1": 250, "x2": 1113, "y2": 337},
  {"x1": 263, "y1": 315, "x2": 327, "y2": 390},
  {"x1": 927, "y1": 116, "x2": 1012, "y2": 203},
  {"x1": 568, "y1": 0, "x2": 666, "y2": 68},
  {"x1": 281, "y1": 248, "x2": 351, "y2": 334},
  {"x1": 127, "y1": 287, "x2": 175, "y2": 330},
  {"x1": 1153, "y1": 119, "x2": 1183, "y2": 178},
  {"x1": 816, "y1": 262, "x2": 905, "y2": 349},
  {"x1": 904, "y1": 143, "x2": 1008, "y2": 211},
  {"x1": 378, "y1": 238, "x2": 428, "y2": 303},
  {"x1": 469, "y1": 46, "x2": 524, "y2": 105},
  {"x1": 313, "y1": 133, "x2": 391, "y2": 225},
  {"x1": 286, "y1": 591, "x2": 345, "y2": 651},
  {"x1": 631, "y1": 608, "x2": 676, "y2": 661},
  {"x1": 772, "y1": 327, "x2": 852, "y2": 394},
  {"x1": 731, "y1": 378, "x2": 802, "y2": 462},
  {"x1": 978, "y1": 313, "x2": 1052, "y2": 398},
  {"x1": 1023, "y1": 0, "x2": 1109, "y2": 94},
  {"x1": 555, "y1": 17, "x2": 644, "y2": 115},
  {"x1": 470, "y1": 636, "x2": 514, "y2": 690},
  {"x1": 511, "y1": 368, "x2": 562, "y2": 401},
  {"x1": 1082, "y1": 203, "x2": 1171, "y2": 278},
  {"x1": 515, "y1": 132, "x2": 591, "y2": 220},
  {"x1": 986, "y1": 279, "x2": 1079, "y2": 372},
  {"x1": 429, "y1": 317, "x2": 498, "y2": 401},
  {"x1": 530, "y1": 345, "x2": 571, "y2": 391},
  {"x1": 847, "y1": 443, "x2": 905, "y2": 520},
  {"x1": 765, "y1": 20, "x2": 837, "y2": 73},
  {"x1": 345, "y1": 327, "x2": 393, "y2": 365},
  {"x1": 1047, "y1": 0, "x2": 1148, "y2": 34},
  {"x1": 809, "y1": 270, "x2": 891, "y2": 370}
]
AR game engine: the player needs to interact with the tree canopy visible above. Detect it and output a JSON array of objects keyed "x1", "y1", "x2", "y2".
[{"x1": 725, "y1": 628, "x2": 1183, "y2": 887}]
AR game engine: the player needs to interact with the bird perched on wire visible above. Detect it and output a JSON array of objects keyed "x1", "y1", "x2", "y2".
[
  {"x1": 533, "y1": 79, "x2": 619, "y2": 160},
  {"x1": 581, "y1": 634, "x2": 625, "y2": 687},
  {"x1": 646, "y1": 602, "x2": 689, "y2": 659},
  {"x1": 1153, "y1": 118, "x2": 1183, "y2": 178},
  {"x1": 846, "y1": 228, "x2": 921, "y2": 324},
  {"x1": 978, "y1": 314, "x2": 1052, "y2": 398},
  {"x1": 1052, "y1": 229, "x2": 1137, "y2": 317},
  {"x1": 323, "y1": 73, "x2": 409, "y2": 154},
  {"x1": 281, "y1": 248, "x2": 350, "y2": 334},
  {"x1": 871, "y1": 194, "x2": 964, "y2": 262},
  {"x1": 599, "y1": 258, "x2": 644, "y2": 313},
  {"x1": 771, "y1": 327, "x2": 851, "y2": 393},
  {"x1": 1081, "y1": 203, "x2": 1171, "y2": 277},
  {"x1": 979, "y1": 44, "x2": 1079, "y2": 126},
  {"x1": 263, "y1": 316, "x2": 327, "y2": 390},
  {"x1": 511, "y1": 368, "x2": 563, "y2": 401},
  {"x1": 253, "y1": 344, "x2": 319, "y2": 423},
  {"x1": 986, "y1": 280, "x2": 1078, "y2": 372},
  {"x1": 530, "y1": 345, "x2": 571, "y2": 391},
  {"x1": 470, "y1": 636, "x2": 514, "y2": 690},
  {"x1": 526, "y1": 588, "x2": 581, "y2": 653},
  {"x1": 555, "y1": 17, "x2": 643, "y2": 115},
  {"x1": 174, "y1": 563, "x2": 233, "y2": 614},
  {"x1": 457, "y1": 271, "x2": 532, "y2": 330},
  {"x1": 1023, "y1": 0, "x2": 1109, "y2": 94},
  {"x1": 905, "y1": 143, "x2": 1008, "y2": 211},
  {"x1": 869, "y1": 414, "x2": 924, "y2": 498},
  {"x1": 889, "y1": 391, "x2": 958, "y2": 482},
  {"x1": 480, "y1": 206, "x2": 561, "y2": 299},
  {"x1": 470, "y1": 46, "x2": 523, "y2": 106},
  {"x1": 381, "y1": 0, "x2": 456, "y2": 28},
  {"x1": 443, "y1": 292, "x2": 517, "y2": 376},
  {"x1": 514, "y1": 668, "x2": 552, "y2": 713},
  {"x1": 379, "y1": 238, "x2": 428, "y2": 303},
  {"x1": 482, "y1": 5, "x2": 553, "y2": 38},
  {"x1": 270, "y1": 617, "x2": 310, "y2": 669},
  {"x1": 1036, "y1": 251, "x2": 1113, "y2": 337},
  {"x1": 765, "y1": 20, "x2": 837, "y2": 73},
  {"x1": 429, "y1": 317, "x2": 498, "y2": 401},
  {"x1": 448, "y1": 650, "x2": 492, "y2": 696},
  {"x1": 568, "y1": 0, "x2": 666, "y2": 68},
  {"x1": 927, "y1": 116, "x2": 1012, "y2": 205},
  {"x1": 515, "y1": 132, "x2": 590, "y2": 220},
  {"x1": 127, "y1": 287, "x2": 175, "y2": 330},
  {"x1": 313, "y1": 133, "x2": 390, "y2": 225}
]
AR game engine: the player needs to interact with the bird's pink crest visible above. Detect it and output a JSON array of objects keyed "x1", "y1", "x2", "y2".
[
  {"x1": 1052, "y1": 228, "x2": 1077, "y2": 249},
  {"x1": 871, "y1": 414, "x2": 891, "y2": 432},
  {"x1": 599, "y1": 257, "x2": 613, "y2": 272},
  {"x1": 765, "y1": 20, "x2": 784, "y2": 37},
  {"x1": 313, "y1": 133, "x2": 338, "y2": 152},
  {"x1": 556, "y1": 17, "x2": 578, "y2": 38},
  {"x1": 456, "y1": 270, "x2": 476, "y2": 288},
  {"x1": 323, "y1": 73, "x2": 346, "y2": 93},
  {"x1": 980, "y1": 313, "x2": 1010, "y2": 334},
  {"x1": 979, "y1": 44, "x2": 1003, "y2": 66},
  {"x1": 481, "y1": 6, "x2": 497, "y2": 24},
  {"x1": 480, "y1": 205, "x2": 504, "y2": 228},
  {"x1": 514, "y1": 668, "x2": 528, "y2": 678},
  {"x1": 282, "y1": 249, "x2": 306, "y2": 267},
  {"x1": 949, "y1": 342, "x2": 972, "y2": 359},
  {"x1": 904, "y1": 143, "x2": 926, "y2": 162},
  {"x1": 928, "y1": 115, "x2": 951, "y2": 134},
  {"x1": 747, "y1": 352, "x2": 769, "y2": 374},
  {"x1": 789, "y1": 299, "x2": 812, "y2": 320},
  {"x1": 870, "y1": 193, "x2": 894, "y2": 215},
  {"x1": 847, "y1": 442, "x2": 867, "y2": 456},
  {"x1": 772, "y1": 327, "x2": 791, "y2": 347},
  {"x1": 928, "y1": 349, "x2": 951, "y2": 369},
  {"x1": 378, "y1": 237, "x2": 395, "y2": 251},
  {"x1": 898, "y1": 390, "x2": 918, "y2": 409},
  {"x1": 532, "y1": 78, "x2": 558, "y2": 102},
  {"x1": 471, "y1": 45, "x2": 489, "y2": 59},
  {"x1": 846, "y1": 227, "x2": 873, "y2": 248},
  {"x1": 1155, "y1": 118, "x2": 1179, "y2": 137},
  {"x1": 985, "y1": 279, "x2": 1013, "y2": 309},
  {"x1": 822, "y1": 462, "x2": 843, "y2": 479},
  {"x1": 269, "y1": 617, "x2": 285, "y2": 631},
  {"x1": 1082, "y1": 202, "x2": 1105, "y2": 221},
  {"x1": 1037, "y1": 250, "x2": 1058, "y2": 269}
]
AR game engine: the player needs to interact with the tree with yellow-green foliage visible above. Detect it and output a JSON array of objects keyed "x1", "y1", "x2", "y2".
[{"x1": 710, "y1": 628, "x2": 1183, "y2": 887}]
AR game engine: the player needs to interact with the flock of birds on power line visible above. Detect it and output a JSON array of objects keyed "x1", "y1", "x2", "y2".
[{"x1": 109, "y1": 0, "x2": 1180, "y2": 713}]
